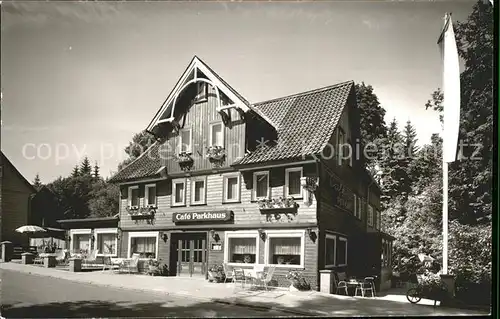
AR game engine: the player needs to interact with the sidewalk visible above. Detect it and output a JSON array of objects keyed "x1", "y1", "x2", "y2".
[{"x1": 0, "y1": 262, "x2": 489, "y2": 317}]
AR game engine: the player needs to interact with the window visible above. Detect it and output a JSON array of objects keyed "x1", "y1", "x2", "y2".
[
  {"x1": 178, "y1": 129, "x2": 192, "y2": 154},
  {"x1": 223, "y1": 174, "x2": 240, "y2": 203},
  {"x1": 337, "y1": 129, "x2": 346, "y2": 164},
  {"x1": 224, "y1": 231, "x2": 259, "y2": 266},
  {"x1": 145, "y1": 184, "x2": 157, "y2": 207},
  {"x1": 265, "y1": 230, "x2": 305, "y2": 268},
  {"x1": 368, "y1": 205, "x2": 374, "y2": 227},
  {"x1": 336, "y1": 237, "x2": 348, "y2": 266},
  {"x1": 70, "y1": 229, "x2": 91, "y2": 254},
  {"x1": 285, "y1": 167, "x2": 303, "y2": 198},
  {"x1": 209, "y1": 122, "x2": 224, "y2": 147},
  {"x1": 128, "y1": 186, "x2": 140, "y2": 208},
  {"x1": 376, "y1": 211, "x2": 381, "y2": 230},
  {"x1": 172, "y1": 179, "x2": 186, "y2": 206},
  {"x1": 253, "y1": 171, "x2": 269, "y2": 200},
  {"x1": 194, "y1": 82, "x2": 208, "y2": 103},
  {"x1": 325, "y1": 234, "x2": 337, "y2": 267},
  {"x1": 191, "y1": 177, "x2": 206, "y2": 205},
  {"x1": 95, "y1": 228, "x2": 118, "y2": 256},
  {"x1": 128, "y1": 231, "x2": 159, "y2": 259}
]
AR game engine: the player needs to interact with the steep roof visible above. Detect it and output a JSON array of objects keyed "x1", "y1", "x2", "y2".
[
  {"x1": 108, "y1": 142, "x2": 164, "y2": 183},
  {"x1": 109, "y1": 80, "x2": 355, "y2": 183},
  {"x1": 1, "y1": 151, "x2": 37, "y2": 193},
  {"x1": 234, "y1": 81, "x2": 354, "y2": 165}
]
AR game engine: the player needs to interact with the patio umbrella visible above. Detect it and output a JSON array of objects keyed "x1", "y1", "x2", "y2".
[{"x1": 15, "y1": 225, "x2": 47, "y2": 234}]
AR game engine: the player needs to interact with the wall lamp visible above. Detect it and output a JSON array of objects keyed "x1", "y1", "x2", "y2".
[
  {"x1": 159, "y1": 231, "x2": 168, "y2": 243},
  {"x1": 210, "y1": 229, "x2": 220, "y2": 242},
  {"x1": 307, "y1": 228, "x2": 317, "y2": 242},
  {"x1": 258, "y1": 229, "x2": 266, "y2": 241},
  {"x1": 91, "y1": 235, "x2": 96, "y2": 243}
]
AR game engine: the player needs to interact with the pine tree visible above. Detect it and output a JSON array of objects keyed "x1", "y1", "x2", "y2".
[
  {"x1": 93, "y1": 161, "x2": 100, "y2": 179},
  {"x1": 80, "y1": 157, "x2": 92, "y2": 176},
  {"x1": 71, "y1": 165, "x2": 80, "y2": 178},
  {"x1": 33, "y1": 173, "x2": 43, "y2": 191},
  {"x1": 402, "y1": 120, "x2": 419, "y2": 193}
]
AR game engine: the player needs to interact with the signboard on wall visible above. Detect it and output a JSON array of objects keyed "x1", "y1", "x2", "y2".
[
  {"x1": 172, "y1": 211, "x2": 233, "y2": 223},
  {"x1": 211, "y1": 242, "x2": 223, "y2": 251}
]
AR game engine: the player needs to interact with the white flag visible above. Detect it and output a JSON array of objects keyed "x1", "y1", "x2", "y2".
[{"x1": 438, "y1": 14, "x2": 461, "y2": 163}]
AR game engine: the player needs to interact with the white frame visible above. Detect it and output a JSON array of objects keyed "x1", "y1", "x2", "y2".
[
  {"x1": 95, "y1": 228, "x2": 118, "y2": 257},
  {"x1": 127, "y1": 231, "x2": 159, "y2": 260},
  {"x1": 144, "y1": 184, "x2": 157, "y2": 207},
  {"x1": 172, "y1": 178, "x2": 187, "y2": 206},
  {"x1": 337, "y1": 236, "x2": 348, "y2": 267},
  {"x1": 128, "y1": 186, "x2": 140, "y2": 208},
  {"x1": 178, "y1": 128, "x2": 192, "y2": 154},
  {"x1": 252, "y1": 171, "x2": 270, "y2": 200},
  {"x1": 70, "y1": 229, "x2": 92, "y2": 253},
  {"x1": 325, "y1": 233, "x2": 337, "y2": 268},
  {"x1": 357, "y1": 196, "x2": 362, "y2": 219},
  {"x1": 224, "y1": 230, "x2": 260, "y2": 267},
  {"x1": 375, "y1": 210, "x2": 380, "y2": 230},
  {"x1": 285, "y1": 167, "x2": 304, "y2": 198},
  {"x1": 223, "y1": 173, "x2": 241, "y2": 203},
  {"x1": 264, "y1": 229, "x2": 305, "y2": 269},
  {"x1": 368, "y1": 204, "x2": 374, "y2": 227},
  {"x1": 191, "y1": 176, "x2": 207, "y2": 205},
  {"x1": 209, "y1": 122, "x2": 225, "y2": 147}
]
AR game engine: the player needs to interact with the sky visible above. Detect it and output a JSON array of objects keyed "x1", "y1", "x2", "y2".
[{"x1": 1, "y1": 0, "x2": 475, "y2": 184}]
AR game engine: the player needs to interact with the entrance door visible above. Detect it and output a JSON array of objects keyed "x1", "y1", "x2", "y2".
[{"x1": 176, "y1": 233, "x2": 207, "y2": 277}]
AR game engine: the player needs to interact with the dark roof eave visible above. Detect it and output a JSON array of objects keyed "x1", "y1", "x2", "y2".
[
  {"x1": 56, "y1": 216, "x2": 119, "y2": 224},
  {"x1": 109, "y1": 173, "x2": 161, "y2": 184},
  {"x1": 231, "y1": 155, "x2": 319, "y2": 169}
]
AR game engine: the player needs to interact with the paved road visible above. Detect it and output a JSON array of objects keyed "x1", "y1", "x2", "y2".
[{"x1": 0, "y1": 270, "x2": 292, "y2": 318}]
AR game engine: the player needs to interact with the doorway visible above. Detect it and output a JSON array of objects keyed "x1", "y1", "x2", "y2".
[{"x1": 170, "y1": 232, "x2": 207, "y2": 277}]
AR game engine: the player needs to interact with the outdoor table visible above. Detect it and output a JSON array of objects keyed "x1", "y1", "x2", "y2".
[
  {"x1": 242, "y1": 268, "x2": 266, "y2": 288},
  {"x1": 346, "y1": 279, "x2": 362, "y2": 296}
]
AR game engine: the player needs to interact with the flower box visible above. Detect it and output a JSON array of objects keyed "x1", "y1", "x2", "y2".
[
  {"x1": 206, "y1": 146, "x2": 226, "y2": 161},
  {"x1": 175, "y1": 152, "x2": 193, "y2": 164},
  {"x1": 258, "y1": 197, "x2": 299, "y2": 211},
  {"x1": 207, "y1": 264, "x2": 226, "y2": 283}
]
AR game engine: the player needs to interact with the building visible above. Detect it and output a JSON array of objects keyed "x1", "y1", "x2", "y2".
[
  {"x1": 57, "y1": 215, "x2": 120, "y2": 263},
  {"x1": 109, "y1": 56, "x2": 394, "y2": 290},
  {"x1": 0, "y1": 151, "x2": 37, "y2": 246}
]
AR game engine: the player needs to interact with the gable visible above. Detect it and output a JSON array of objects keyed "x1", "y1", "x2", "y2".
[
  {"x1": 1, "y1": 152, "x2": 36, "y2": 194},
  {"x1": 146, "y1": 56, "x2": 275, "y2": 138}
]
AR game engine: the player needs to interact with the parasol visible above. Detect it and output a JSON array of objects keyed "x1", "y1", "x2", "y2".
[{"x1": 15, "y1": 225, "x2": 47, "y2": 233}]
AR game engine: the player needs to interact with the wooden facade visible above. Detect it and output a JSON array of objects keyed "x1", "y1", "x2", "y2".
[
  {"x1": 0, "y1": 152, "x2": 36, "y2": 246},
  {"x1": 112, "y1": 57, "x2": 393, "y2": 291}
]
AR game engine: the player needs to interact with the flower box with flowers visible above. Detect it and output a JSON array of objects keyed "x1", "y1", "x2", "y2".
[
  {"x1": 206, "y1": 146, "x2": 226, "y2": 161},
  {"x1": 416, "y1": 272, "x2": 449, "y2": 301},
  {"x1": 285, "y1": 270, "x2": 311, "y2": 291},
  {"x1": 207, "y1": 264, "x2": 226, "y2": 283},
  {"x1": 175, "y1": 152, "x2": 193, "y2": 164},
  {"x1": 146, "y1": 258, "x2": 169, "y2": 276},
  {"x1": 258, "y1": 197, "x2": 299, "y2": 213}
]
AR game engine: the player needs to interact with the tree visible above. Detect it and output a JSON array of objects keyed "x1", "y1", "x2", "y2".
[
  {"x1": 71, "y1": 165, "x2": 80, "y2": 178},
  {"x1": 80, "y1": 157, "x2": 92, "y2": 176},
  {"x1": 46, "y1": 174, "x2": 95, "y2": 219},
  {"x1": 354, "y1": 83, "x2": 388, "y2": 170},
  {"x1": 118, "y1": 130, "x2": 156, "y2": 171},
  {"x1": 87, "y1": 179, "x2": 120, "y2": 217},
  {"x1": 93, "y1": 161, "x2": 100, "y2": 179},
  {"x1": 402, "y1": 121, "x2": 419, "y2": 193},
  {"x1": 33, "y1": 173, "x2": 43, "y2": 191},
  {"x1": 409, "y1": 134, "x2": 442, "y2": 194}
]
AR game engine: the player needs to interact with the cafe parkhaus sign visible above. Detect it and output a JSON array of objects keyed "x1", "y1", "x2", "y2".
[{"x1": 172, "y1": 211, "x2": 233, "y2": 223}]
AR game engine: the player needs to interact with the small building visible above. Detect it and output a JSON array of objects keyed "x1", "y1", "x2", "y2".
[
  {"x1": 57, "y1": 215, "x2": 120, "y2": 263},
  {"x1": 0, "y1": 152, "x2": 37, "y2": 246},
  {"x1": 109, "y1": 56, "x2": 394, "y2": 290}
]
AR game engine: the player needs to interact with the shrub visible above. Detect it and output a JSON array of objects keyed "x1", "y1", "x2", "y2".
[{"x1": 285, "y1": 270, "x2": 311, "y2": 291}]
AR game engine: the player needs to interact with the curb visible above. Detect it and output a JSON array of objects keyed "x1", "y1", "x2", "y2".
[{"x1": 1, "y1": 266, "x2": 325, "y2": 317}]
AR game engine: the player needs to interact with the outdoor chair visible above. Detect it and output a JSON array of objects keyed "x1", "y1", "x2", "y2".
[
  {"x1": 82, "y1": 249, "x2": 98, "y2": 268},
  {"x1": 364, "y1": 276, "x2": 377, "y2": 296},
  {"x1": 355, "y1": 278, "x2": 375, "y2": 297},
  {"x1": 255, "y1": 265, "x2": 276, "y2": 291},
  {"x1": 33, "y1": 253, "x2": 44, "y2": 266},
  {"x1": 223, "y1": 263, "x2": 234, "y2": 283},
  {"x1": 233, "y1": 268, "x2": 247, "y2": 290},
  {"x1": 118, "y1": 253, "x2": 140, "y2": 273},
  {"x1": 335, "y1": 272, "x2": 349, "y2": 295}
]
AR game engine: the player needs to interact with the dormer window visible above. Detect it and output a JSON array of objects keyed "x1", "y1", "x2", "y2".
[
  {"x1": 194, "y1": 82, "x2": 208, "y2": 103},
  {"x1": 209, "y1": 122, "x2": 224, "y2": 147}
]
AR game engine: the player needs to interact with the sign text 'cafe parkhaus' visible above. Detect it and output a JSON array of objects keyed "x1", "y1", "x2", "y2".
[{"x1": 172, "y1": 211, "x2": 233, "y2": 223}]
